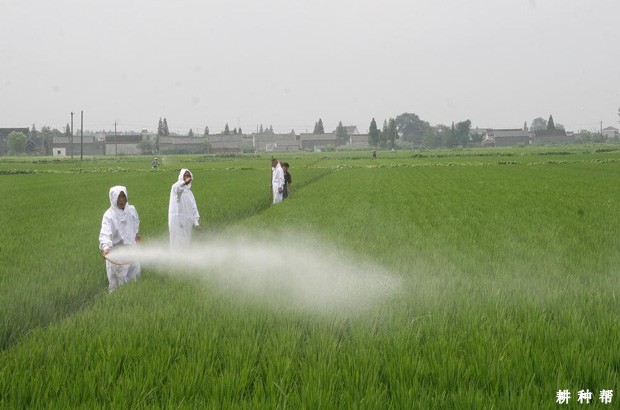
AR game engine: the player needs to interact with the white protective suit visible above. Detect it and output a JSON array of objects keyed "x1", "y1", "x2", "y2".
[
  {"x1": 272, "y1": 162, "x2": 285, "y2": 204},
  {"x1": 99, "y1": 186, "x2": 141, "y2": 293},
  {"x1": 168, "y1": 168, "x2": 200, "y2": 247}
]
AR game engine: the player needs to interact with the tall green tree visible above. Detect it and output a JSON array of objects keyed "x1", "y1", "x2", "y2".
[
  {"x1": 7, "y1": 131, "x2": 27, "y2": 155},
  {"x1": 530, "y1": 117, "x2": 547, "y2": 131},
  {"x1": 163, "y1": 118, "x2": 169, "y2": 136},
  {"x1": 394, "y1": 113, "x2": 430, "y2": 144},
  {"x1": 445, "y1": 121, "x2": 457, "y2": 147},
  {"x1": 223, "y1": 124, "x2": 230, "y2": 135},
  {"x1": 156, "y1": 118, "x2": 163, "y2": 153},
  {"x1": 470, "y1": 130, "x2": 484, "y2": 143},
  {"x1": 455, "y1": 119, "x2": 472, "y2": 146},
  {"x1": 29, "y1": 124, "x2": 39, "y2": 152},
  {"x1": 204, "y1": 126, "x2": 210, "y2": 136},
  {"x1": 188, "y1": 129, "x2": 194, "y2": 137},
  {"x1": 313, "y1": 118, "x2": 324, "y2": 134},
  {"x1": 335, "y1": 121, "x2": 348, "y2": 143},
  {"x1": 30, "y1": 124, "x2": 38, "y2": 140},
  {"x1": 387, "y1": 118, "x2": 398, "y2": 149},
  {"x1": 440, "y1": 120, "x2": 472, "y2": 147},
  {"x1": 379, "y1": 120, "x2": 388, "y2": 148},
  {"x1": 40, "y1": 126, "x2": 55, "y2": 155},
  {"x1": 422, "y1": 125, "x2": 448, "y2": 148},
  {"x1": 547, "y1": 115, "x2": 556, "y2": 130},
  {"x1": 369, "y1": 118, "x2": 379, "y2": 146}
]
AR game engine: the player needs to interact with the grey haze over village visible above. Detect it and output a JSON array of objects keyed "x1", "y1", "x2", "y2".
[{"x1": 1, "y1": 0, "x2": 619, "y2": 135}]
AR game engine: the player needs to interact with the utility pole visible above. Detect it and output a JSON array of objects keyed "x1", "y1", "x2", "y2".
[
  {"x1": 114, "y1": 122, "x2": 118, "y2": 157},
  {"x1": 80, "y1": 111, "x2": 84, "y2": 161},
  {"x1": 70, "y1": 112, "x2": 74, "y2": 159}
]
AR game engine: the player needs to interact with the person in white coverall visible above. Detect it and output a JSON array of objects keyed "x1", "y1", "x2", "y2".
[
  {"x1": 271, "y1": 158, "x2": 285, "y2": 204},
  {"x1": 99, "y1": 186, "x2": 141, "y2": 293},
  {"x1": 169, "y1": 168, "x2": 201, "y2": 247}
]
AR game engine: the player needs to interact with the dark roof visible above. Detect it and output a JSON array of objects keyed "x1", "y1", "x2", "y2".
[
  {"x1": 104, "y1": 134, "x2": 142, "y2": 143},
  {"x1": 494, "y1": 130, "x2": 530, "y2": 138},
  {"x1": 299, "y1": 133, "x2": 339, "y2": 141},
  {"x1": 533, "y1": 129, "x2": 567, "y2": 137}
]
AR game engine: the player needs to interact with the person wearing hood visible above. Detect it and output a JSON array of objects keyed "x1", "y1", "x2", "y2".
[
  {"x1": 271, "y1": 158, "x2": 285, "y2": 204},
  {"x1": 169, "y1": 168, "x2": 201, "y2": 247},
  {"x1": 99, "y1": 186, "x2": 141, "y2": 293}
]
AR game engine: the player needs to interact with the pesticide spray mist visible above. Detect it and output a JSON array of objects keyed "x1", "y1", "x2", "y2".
[{"x1": 107, "y1": 233, "x2": 402, "y2": 314}]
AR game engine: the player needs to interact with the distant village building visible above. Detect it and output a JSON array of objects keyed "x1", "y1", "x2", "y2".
[
  {"x1": 158, "y1": 135, "x2": 207, "y2": 154},
  {"x1": 105, "y1": 134, "x2": 142, "y2": 155},
  {"x1": 299, "y1": 133, "x2": 341, "y2": 151},
  {"x1": 46, "y1": 123, "x2": 372, "y2": 155},
  {"x1": 299, "y1": 125, "x2": 366, "y2": 151},
  {"x1": 253, "y1": 132, "x2": 299, "y2": 152},
  {"x1": 53, "y1": 135, "x2": 104, "y2": 156},
  {"x1": 207, "y1": 134, "x2": 245, "y2": 153},
  {"x1": 470, "y1": 127, "x2": 489, "y2": 136},
  {"x1": 338, "y1": 126, "x2": 370, "y2": 148},
  {"x1": 482, "y1": 129, "x2": 531, "y2": 147},
  {"x1": 342, "y1": 126, "x2": 359, "y2": 135},
  {"x1": 532, "y1": 128, "x2": 574, "y2": 145},
  {"x1": 348, "y1": 134, "x2": 371, "y2": 148},
  {"x1": 602, "y1": 126, "x2": 619, "y2": 139}
]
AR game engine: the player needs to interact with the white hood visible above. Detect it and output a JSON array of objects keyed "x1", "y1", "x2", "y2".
[
  {"x1": 178, "y1": 168, "x2": 193, "y2": 190},
  {"x1": 108, "y1": 185, "x2": 129, "y2": 221},
  {"x1": 109, "y1": 186, "x2": 128, "y2": 210}
]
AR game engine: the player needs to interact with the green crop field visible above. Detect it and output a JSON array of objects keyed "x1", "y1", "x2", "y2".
[{"x1": 1, "y1": 146, "x2": 619, "y2": 408}]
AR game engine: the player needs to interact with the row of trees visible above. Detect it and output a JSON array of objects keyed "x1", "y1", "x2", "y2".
[
  {"x1": 310, "y1": 113, "x2": 474, "y2": 149},
  {"x1": 364, "y1": 113, "x2": 577, "y2": 149},
  {"x1": 311, "y1": 113, "x2": 568, "y2": 149},
  {"x1": 366, "y1": 113, "x2": 474, "y2": 149},
  {"x1": 527, "y1": 115, "x2": 564, "y2": 132},
  {"x1": 160, "y1": 117, "x2": 265, "y2": 138},
  {"x1": 6, "y1": 125, "x2": 70, "y2": 155}
]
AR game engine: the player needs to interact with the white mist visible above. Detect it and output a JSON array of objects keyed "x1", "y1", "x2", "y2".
[{"x1": 107, "y1": 234, "x2": 401, "y2": 313}]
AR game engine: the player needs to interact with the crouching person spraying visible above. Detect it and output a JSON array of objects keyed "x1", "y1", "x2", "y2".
[{"x1": 99, "y1": 186, "x2": 141, "y2": 293}]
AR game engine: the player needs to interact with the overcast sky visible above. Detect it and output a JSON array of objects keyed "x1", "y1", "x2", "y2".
[{"x1": 1, "y1": 0, "x2": 619, "y2": 134}]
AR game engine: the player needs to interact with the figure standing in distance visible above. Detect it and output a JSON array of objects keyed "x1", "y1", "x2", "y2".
[
  {"x1": 271, "y1": 158, "x2": 285, "y2": 204},
  {"x1": 282, "y1": 162, "x2": 292, "y2": 199},
  {"x1": 99, "y1": 186, "x2": 141, "y2": 293},
  {"x1": 151, "y1": 157, "x2": 160, "y2": 168},
  {"x1": 372, "y1": 148, "x2": 377, "y2": 159},
  {"x1": 169, "y1": 168, "x2": 201, "y2": 248}
]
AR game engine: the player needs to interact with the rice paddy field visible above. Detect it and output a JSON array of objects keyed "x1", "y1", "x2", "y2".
[{"x1": 1, "y1": 146, "x2": 619, "y2": 408}]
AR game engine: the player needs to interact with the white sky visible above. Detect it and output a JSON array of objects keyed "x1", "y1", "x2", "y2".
[{"x1": 1, "y1": 0, "x2": 619, "y2": 134}]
